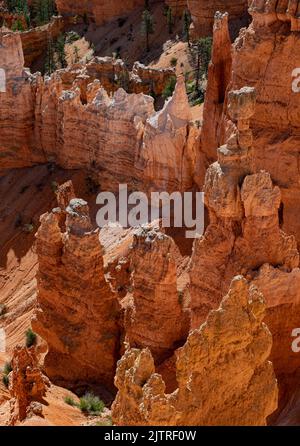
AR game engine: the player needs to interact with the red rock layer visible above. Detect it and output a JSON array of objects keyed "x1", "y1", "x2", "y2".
[
  {"x1": 55, "y1": 0, "x2": 145, "y2": 25},
  {"x1": 188, "y1": 0, "x2": 249, "y2": 37}
]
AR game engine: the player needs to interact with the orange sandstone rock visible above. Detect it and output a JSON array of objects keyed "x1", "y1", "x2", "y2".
[
  {"x1": 188, "y1": 0, "x2": 249, "y2": 38},
  {"x1": 112, "y1": 276, "x2": 278, "y2": 426},
  {"x1": 124, "y1": 226, "x2": 189, "y2": 364},
  {"x1": 32, "y1": 197, "x2": 121, "y2": 392},
  {"x1": 8, "y1": 346, "x2": 49, "y2": 425}
]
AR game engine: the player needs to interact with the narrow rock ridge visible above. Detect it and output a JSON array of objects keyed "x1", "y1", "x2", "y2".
[{"x1": 112, "y1": 276, "x2": 278, "y2": 426}]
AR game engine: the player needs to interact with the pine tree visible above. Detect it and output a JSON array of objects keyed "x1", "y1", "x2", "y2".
[
  {"x1": 166, "y1": 7, "x2": 173, "y2": 34},
  {"x1": 56, "y1": 34, "x2": 67, "y2": 68},
  {"x1": 141, "y1": 9, "x2": 154, "y2": 53},
  {"x1": 44, "y1": 35, "x2": 56, "y2": 75},
  {"x1": 183, "y1": 9, "x2": 191, "y2": 47}
]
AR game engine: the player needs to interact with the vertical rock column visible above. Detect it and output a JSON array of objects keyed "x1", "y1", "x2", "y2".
[{"x1": 33, "y1": 196, "x2": 121, "y2": 392}]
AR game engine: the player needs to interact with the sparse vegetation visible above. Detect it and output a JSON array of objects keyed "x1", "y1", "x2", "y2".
[
  {"x1": 79, "y1": 393, "x2": 105, "y2": 415},
  {"x1": 170, "y1": 57, "x2": 177, "y2": 67},
  {"x1": 2, "y1": 375, "x2": 9, "y2": 388},
  {"x1": 65, "y1": 31, "x2": 81, "y2": 44},
  {"x1": 2, "y1": 361, "x2": 12, "y2": 388},
  {"x1": 51, "y1": 181, "x2": 58, "y2": 193},
  {"x1": 0, "y1": 304, "x2": 7, "y2": 317},
  {"x1": 64, "y1": 395, "x2": 76, "y2": 406},
  {"x1": 96, "y1": 417, "x2": 113, "y2": 426},
  {"x1": 25, "y1": 328, "x2": 37, "y2": 348},
  {"x1": 162, "y1": 76, "x2": 176, "y2": 99},
  {"x1": 6, "y1": 0, "x2": 56, "y2": 29},
  {"x1": 166, "y1": 7, "x2": 174, "y2": 34},
  {"x1": 3, "y1": 362, "x2": 12, "y2": 376},
  {"x1": 22, "y1": 223, "x2": 34, "y2": 233}
]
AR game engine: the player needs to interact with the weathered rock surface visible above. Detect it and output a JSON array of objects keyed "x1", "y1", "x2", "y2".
[
  {"x1": 195, "y1": 12, "x2": 232, "y2": 187},
  {"x1": 55, "y1": 0, "x2": 145, "y2": 25},
  {"x1": 223, "y1": 1, "x2": 300, "y2": 247},
  {"x1": 190, "y1": 85, "x2": 298, "y2": 329},
  {"x1": 32, "y1": 193, "x2": 121, "y2": 392},
  {"x1": 0, "y1": 29, "x2": 39, "y2": 171},
  {"x1": 188, "y1": 0, "x2": 249, "y2": 38},
  {"x1": 124, "y1": 226, "x2": 189, "y2": 364},
  {"x1": 112, "y1": 276, "x2": 278, "y2": 426},
  {"x1": 8, "y1": 346, "x2": 49, "y2": 425},
  {"x1": 20, "y1": 17, "x2": 64, "y2": 68},
  {"x1": 0, "y1": 30, "x2": 197, "y2": 193},
  {"x1": 137, "y1": 75, "x2": 197, "y2": 192}
]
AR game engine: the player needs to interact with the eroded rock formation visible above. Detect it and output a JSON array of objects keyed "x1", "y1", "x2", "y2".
[
  {"x1": 224, "y1": 0, "x2": 300, "y2": 247},
  {"x1": 9, "y1": 346, "x2": 49, "y2": 425},
  {"x1": 188, "y1": 0, "x2": 249, "y2": 38},
  {"x1": 0, "y1": 29, "x2": 197, "y2": 193},
  {"x1": 112, "y1": 276, "x2": 278, "y2": 426},
  {"x1": 195, "y1": 12, "x2": 232, "y2": 187},
  {"x1": 32, "y1": 192, "x2": 121, "y2": 392},
  {"x1": 124, "y1": 226, "x2": 189, "y2": 364}
]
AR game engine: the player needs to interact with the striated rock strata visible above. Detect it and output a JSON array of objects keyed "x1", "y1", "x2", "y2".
[{"x1": 188, "y1": 0, "x2": 249, "y2": 38}]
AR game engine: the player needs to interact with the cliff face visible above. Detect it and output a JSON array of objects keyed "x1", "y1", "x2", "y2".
[
  {"x1": 112, "y1": 276, "x2": 278, "y2": 426},
  {"x1": 0, "y1": 30, "x2": 39, "y2": 171},
  {"x1": 0, "y1": 29, "x2": 198, "y2": 192},
  {"x1": 224, "y1": 1, "x2": 300, "y2": 248},
  {"x1": 55, "y1": 0, "x2": 144, "y2": 25},
  {"x1": 188, "y1": 0, "x2": 249, "y2": 38},
  {"x1": 190, "y1": 85, "x2": 298, "y2": 328},
  {"x1": 20, "y1": 17, "x2": 64, "y2": 68},
  {"x1": 32, "y1": 191, "x2": 121, "y2": 392},
  {"x1": 195, "y1": 12, "x2": 232, "y2": 187}
]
